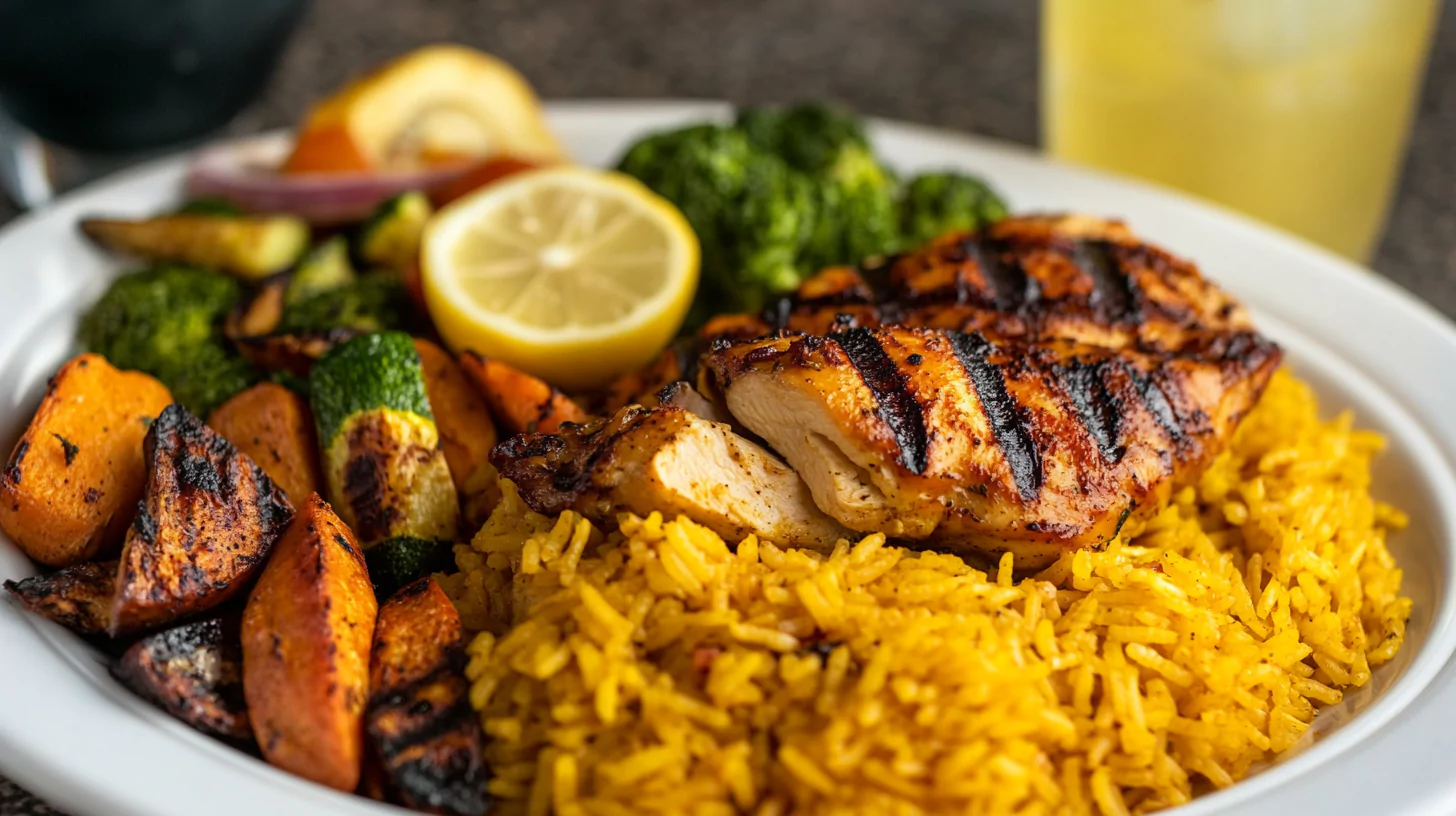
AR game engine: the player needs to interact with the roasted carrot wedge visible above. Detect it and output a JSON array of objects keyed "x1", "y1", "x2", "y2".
[{"x1": 458, "y1": 352, "x2": 587, "y2": 435}]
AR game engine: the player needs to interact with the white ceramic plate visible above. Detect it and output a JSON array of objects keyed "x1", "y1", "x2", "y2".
[{"x1": 2, "y1": 101, "x2": 1456, "y2": 816}]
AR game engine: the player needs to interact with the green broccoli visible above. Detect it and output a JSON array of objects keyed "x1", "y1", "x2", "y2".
[
  {"x1": 78, "y1": 265, "x2": 256, "y2": 416},
  {"x1": 737, "y1": 102, "x2": 872, "y2": 177},
  {"x1": 739, "y1": 103, "x2": 900, "y2": 270},
  {"x1": 899, "y1": 171, "x2": 1009, "y2": 247},
  {"x1": 278, "y1": 270, "x2": 416, "y2": 335},
  {"x1": 618, "y1": 124, "x2": 755, "y2": 273},
  {"x1": 617, "y1": 103, "x2": 1008, "y2": 327}
]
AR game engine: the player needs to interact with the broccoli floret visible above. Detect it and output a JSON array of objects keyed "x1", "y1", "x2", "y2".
[
  {"x1": 737, "y1": 102, "x2": 871, "y2": 177},
  {"x1": 364, "y1": 536, "x2": 456, "y2": 599},
  {"x1": 617, "y1": 103, "x2": 998, "y2": 328},
  {"x1": 278, "y1": 271, "x2": 415, "y2": 335},
  {"x1": 739, "y1": 102, "x2": 900, "y2": 271},
  {"x1": 78, "y1": 265, "x2": 256, "y2": 415},
  {"x1": 618, "y1": 124, "x2": 754, "y2": 271},
  {"x1": 899, "y1": 171, "x2": 1009, "y2": 247}
]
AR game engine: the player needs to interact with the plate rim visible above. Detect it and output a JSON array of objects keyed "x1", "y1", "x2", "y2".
[{"x1": 2, "y1": 99, "x2": 1456, "y2": 816}]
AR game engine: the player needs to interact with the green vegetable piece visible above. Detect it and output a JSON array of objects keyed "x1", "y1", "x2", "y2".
[
  {"x1": 78, "y1": 265, "x2": 256, "y2": 415},
  {"x1": 737, "y1": 102, "x2": 871, "y2": 177},
  {"x1": 279, "y1": 270, "x2": 413, "y2": 335},
  {"x1": 310, "y1": 331, "x2": 433, "y2": 447},
  {"x1": 268, "y1": 369, "x2": 312, "y2": 399},
  {"x1": 364, "y1": 536, "x2": 456, "y2": 599},
  {"x1": 174, "y1": 197, "x2": 243, "y2": 217},
  {"x1": 357, "y1": 192, "x2": 433, "y2": 272},
  {"x1": 285, "y1": 236, "x2": 357, "y2": 306},
  {"x1": 898, "y1": 171, "x2": 1010, "y2": 247},
  {"x1": 616, "y1": 102, "x2": 909, "y2": 328}
]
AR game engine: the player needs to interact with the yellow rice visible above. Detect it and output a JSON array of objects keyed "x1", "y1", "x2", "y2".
[{"x1": 441, "y1": 369, "x2": 1411, "y2": 815}]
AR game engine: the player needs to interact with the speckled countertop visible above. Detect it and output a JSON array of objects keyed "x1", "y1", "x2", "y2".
[{"x1": 2, "y1": 1, "x2": 1454, "y2": 813}]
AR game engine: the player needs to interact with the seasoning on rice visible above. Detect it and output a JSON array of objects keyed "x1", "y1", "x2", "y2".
[{"x1": 440, "y1": 370, "x2": 1410, "y2": 815}]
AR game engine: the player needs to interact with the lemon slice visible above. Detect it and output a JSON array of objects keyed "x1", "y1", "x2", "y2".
[{"x1": 421, "y1": 166, "x2": 699, "y2": 389}]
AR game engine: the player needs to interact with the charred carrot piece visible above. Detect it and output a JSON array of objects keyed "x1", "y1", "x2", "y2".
[{"x1": 458, "y1": 352, "x2": 588, "y2": 435}]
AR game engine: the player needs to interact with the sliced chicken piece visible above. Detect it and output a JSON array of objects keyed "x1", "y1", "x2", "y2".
[
  {"x1": 725, "y1": 214, "x2": 1250, "y2": 353},
  {"x1": 655, "y1": 381, "x2": 734, "y2": 426},
  {"x1": 490, "y1": 405, "x2": 850, "y2": 550},
  {"x1": 708, "y1": 326, "x2": 1280, "y2": 566}
]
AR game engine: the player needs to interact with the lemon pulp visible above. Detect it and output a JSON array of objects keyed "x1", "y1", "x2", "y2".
[{"x1": 421, "y1": 167, "x2": 699, "y2": 389}]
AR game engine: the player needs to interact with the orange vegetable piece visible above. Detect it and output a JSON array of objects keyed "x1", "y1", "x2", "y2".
[
  {"x1": 458, "y1": 352, "x2": 589, "y2": 435},
  {"x1": 242, "y1": 494, "x2": 377, "y2": 792},
  {"x1": 413, "y1": 339, "x2": 497, "y2": 490},
  {"x1": 207, "y1": 383, "x2": 323, "y2": 506},
  {"x1": 0, "y1": 354, "x2": 172, "y2": 566}
]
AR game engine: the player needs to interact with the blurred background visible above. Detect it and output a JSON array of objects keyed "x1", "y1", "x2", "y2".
[{"x1": 0, "y1": 0, "x2": 1451, "y2": 808}]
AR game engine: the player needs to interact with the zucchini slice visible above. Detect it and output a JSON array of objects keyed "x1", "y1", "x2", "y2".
[
  {"x1": 357, "y1": 192, "x2": 433, "y2": 273},
  {"x1": 286, "y1": 236, "x2": 357, "y2": 306},
  {"x1": 310, "y1": 332, "x2": 458, "y2": 549},
  {"x1": 81, "y1": 214, "x2": 309, "y2": 281}
]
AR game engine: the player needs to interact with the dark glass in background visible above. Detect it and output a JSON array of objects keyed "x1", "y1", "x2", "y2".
[{"x1": 0, "y1": 0, "x2": 310, "y2": 152}]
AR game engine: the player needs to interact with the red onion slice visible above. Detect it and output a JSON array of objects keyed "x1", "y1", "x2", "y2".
[{"x1": 184, "y1": 135, "x2": 471, "y2": 224}]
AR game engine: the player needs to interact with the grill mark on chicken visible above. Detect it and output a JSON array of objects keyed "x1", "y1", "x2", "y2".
[
  {"x1": 696, "y1": 216, "x2": 1251, "y2": 354},
  {"x1": 1129, "y1": 367, "x2": 1183, "y2": 443},
  {"x1": 831, "y1": 327, "x2": 929, "y2": 474},
  {"x1": 1073, "y1": 239, "x2": 1141, "y2": 325},
  {"x1": 972, "y1": 237, "x2": 1040, "y2": 312},
  {"x1": 1052, "y1": 358, "x2": 1125, "y2": 462},
  {"x1": 946, "y1": 332, "x2": 1042, "y2": 499}
]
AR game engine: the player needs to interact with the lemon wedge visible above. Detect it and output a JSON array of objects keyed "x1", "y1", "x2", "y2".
[
  {"x1": 421, "y1": 166, "x2": 699, "y2": 389},
  {"x1": 283, "y1": 45, "x2": 564, "y2": 174}
]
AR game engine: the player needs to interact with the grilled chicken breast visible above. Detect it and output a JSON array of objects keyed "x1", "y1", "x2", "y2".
[
  {"x1": 707, "y1": 326, "x2": 1280, "y2": 566},
  {"x1": 707, "y1": 215, "x2": 1251, "y2": 351},
  {"x1": 491, "y1": 405, "x2": 850, "y2": 549}
]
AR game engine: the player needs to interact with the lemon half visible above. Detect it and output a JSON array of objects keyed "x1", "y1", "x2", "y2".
[{"x1": 421, "y1": 166, "x2": 699, "y2": 389}]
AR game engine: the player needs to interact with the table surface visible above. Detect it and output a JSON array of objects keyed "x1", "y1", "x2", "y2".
[{"x1": 3, "y1": 0, "x2": 1455, "y2": 813}]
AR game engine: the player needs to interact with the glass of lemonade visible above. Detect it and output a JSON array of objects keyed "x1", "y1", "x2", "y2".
[{"x1": 1042, "y1": 0, "x2": 1440, "y2": 261}]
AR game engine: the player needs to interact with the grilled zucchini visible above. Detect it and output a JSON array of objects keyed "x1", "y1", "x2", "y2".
[
  {"x1": 309, "y1": 332, "x2": 458, "y2": 561},
  {"x1": 285, "y1": 236, "x2": 357, "y2": 305},
  {"x1": 357, "y1": 192, "x2": 432, "y2": 273},
  {"x1": 81, "y1": 214, "x2": 309, "y2": 282}
]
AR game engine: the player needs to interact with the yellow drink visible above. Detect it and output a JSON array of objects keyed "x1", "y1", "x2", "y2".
[{"x1": 1043, "y1": 0, "x2": 1439, "y2": 260}]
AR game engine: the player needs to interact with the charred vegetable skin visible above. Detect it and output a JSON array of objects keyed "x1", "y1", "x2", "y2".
[
  {"x1": 0, "y1": 354, "x2": 173, "y2": 566},
  {"x1": 310, "y1": 333, "x2": 458, "y2": 551},
  {"x1": 368, "y1": 578, "x2": 490, "y2": 815},
  {"x1": 110, "y1": 404, "x2": 294, "y2": 636},
  {"x1": 112, "y1": 616, "x2": 252, "y2": 743},
  {"x1": 207, "y1": 382, "x2": 324, "y2": 507},
  {"x1": 242, "y1": 493, "x2": 377, "y2": 792},
  {"x1": 79, "y1": 266, "x2": 257, "y2": 416},
  {"x1": 3, "y1": 560, "x2": 117, "y2": 635}
]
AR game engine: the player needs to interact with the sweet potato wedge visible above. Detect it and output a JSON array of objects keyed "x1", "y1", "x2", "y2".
[
  {"x1": 367, "y1": 578, "x2": 489, "y2": 815},
  {"x1": 3, "y1": 560, "x2": 117, "y2": 635},
  {"x1": 243, "y1": 493, "x2": 378, "y2": 792},
  {"x1": 458, "y1": 352, "x2": 587, "y2": 435},
  {"x1": 208, "y1": 383, "x2": 323, "y2": 507},
  {"x1": 414, "y1": 340, "x2": 497, "y2": 492},
  {"x1": 112, "y1": 616, "x2": 252, "y2": 743},
  {"x1": 0, "y1": 354, "x2": 173, "y2": 566},
  {"x1": 111, "y1": 404, "x2": 294, "y2": 636}
]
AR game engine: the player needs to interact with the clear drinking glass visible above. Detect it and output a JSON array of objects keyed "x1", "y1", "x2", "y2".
[{"x1": 1042, "y1": 0, "x2": 1440, "y2": 261}]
